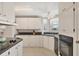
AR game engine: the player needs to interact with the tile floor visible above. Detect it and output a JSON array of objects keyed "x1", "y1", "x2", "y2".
[{"x1": 23, "y1": 47, "x2": 56, "y2": 56}]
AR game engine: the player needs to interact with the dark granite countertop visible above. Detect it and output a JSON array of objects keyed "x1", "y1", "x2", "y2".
[
  {"x1": 0, "y1": 38, "x2": 23, "y2": 55},
  {"x1": 42, "y1": 33, "x2": 58, "y2": 37}
]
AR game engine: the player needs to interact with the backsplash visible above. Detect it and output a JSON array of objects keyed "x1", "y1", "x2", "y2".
[
  {"x1": 3, "y1": 26, "x2": 16, "y2": 38},
  {"x1": 0, "y1": 25, "x2": 6, "y2": 37},
  {"x1": 0, "y1": 25, "x2": 16, "y2": 38},
  {"x1": 16, "y1": 29, "x2": 42, "y2": 35}
]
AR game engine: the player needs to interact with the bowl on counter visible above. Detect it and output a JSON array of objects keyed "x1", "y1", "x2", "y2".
[
  {"x1": 0, "y1": 37, "x2": 6, "y2": 43},
  {"x1": 0, "y1": 40, "x2": 9, "y2": 50}
]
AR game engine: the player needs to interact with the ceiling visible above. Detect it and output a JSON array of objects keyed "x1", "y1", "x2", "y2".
[{"x1": 15, "y1": 2, "x2": 58, "y2": 18}]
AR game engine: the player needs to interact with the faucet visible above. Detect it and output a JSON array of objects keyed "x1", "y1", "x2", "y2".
[{"x1": 33, "y1": 30, "x2": 35, "y2": 35}]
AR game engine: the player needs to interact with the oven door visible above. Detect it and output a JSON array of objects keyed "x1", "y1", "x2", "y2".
[
  {"x1": 60, "y1": 40, "x2": 73, "y2": 56},
  {"x1": 60, "y1": 41, "x2": 70, "y2": 56}
]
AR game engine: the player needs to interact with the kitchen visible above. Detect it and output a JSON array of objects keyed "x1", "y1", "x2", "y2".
[{"x1": 0, "y1": 2, "x2": 79, "y2": 56}]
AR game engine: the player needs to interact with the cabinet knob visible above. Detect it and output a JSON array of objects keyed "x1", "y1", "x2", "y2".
[{"x1": 8, "y1": 51, "x2": 10, "y2": 55}]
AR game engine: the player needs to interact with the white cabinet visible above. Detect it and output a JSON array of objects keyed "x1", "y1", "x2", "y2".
[
  {"x1": 2, "y1": 2, "x2": 8, "y2": 21},
  {"x1": 10, "y1": 41, "x2": 23, "y2": 56},
  {"x1": 59, "y1": 2, "x2": 73, "y2": 13},
  {"x1": 0, "y1": 2, "x2": 15, "y2": 23},
  {"x1": 17, "y1": 35, "x2": 43, "y2": 48},
  {"x1": 43, "y1": 36, "x2": 54, "y2": 51},
  {"x1": 16, "y1": 18, "x2": 41, "y2": 29},
  {"x1": 9, "y1": 45, "x2": 17, "y2": 56},
  {"x1": 43, "y1": 36, "x2": 49, "y2": 49},
  {"x1": 48, "y1": 37, "x2": 54, "y2": 51},
  {"x1": 30, "y1": 35, "x2": 43, "y2": 47},
  {"x1": 0, "y1": 41, "x2": 23, "y2": 56},
  {"x1": 0, "y1": 3, "x2": 2, "y2": 17},
  {"x1": 59, "y1": 2, "x2": 75, "y2": 37},
  {"x1": 16, "y1": 41, "x2": 23, "y2": 56},
  {"x1": 2, "y1": 2, "x2": 15, "y2": 23}
]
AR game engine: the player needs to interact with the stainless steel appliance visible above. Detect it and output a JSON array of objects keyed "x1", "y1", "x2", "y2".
[{"x1": 59, "y1": 35, "x2": 73, "y2": 56}]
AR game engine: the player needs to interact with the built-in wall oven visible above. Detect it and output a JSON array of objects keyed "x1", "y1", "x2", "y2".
[{"x1": 59, "y1": 35, "x2": 73, "y2": 56}]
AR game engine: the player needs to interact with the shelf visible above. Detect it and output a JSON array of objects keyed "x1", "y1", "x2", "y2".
[{"x1": 0, "y1": 21, "x2": 17, "y2": 26}]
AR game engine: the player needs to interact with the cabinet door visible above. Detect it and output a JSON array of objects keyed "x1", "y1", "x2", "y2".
[
  {"x1": 43, "y1": 36, "x2": 49, "y2": 49},
  {"x1": 3, "y1": 2, "x2": 15, "y2": 23},
  {"x1": 17, "y1": 41, "x2": 23, "y2": 56},
  {"x1": 10, "y1": 41, "x2": 23, "y2": 56},
  {"x1": 10, "y1": 45, "x2": 17, "y2": 56},
  {"x1": 59, "y1": 12, "x2": 66, "y2": 34},
  {"x1": 16, "y1": 17, "x2": 41, "y2": 29},
  {"x1": 59, "y1": 2, "x2": 74, "y2": 37},
  {"x1": 35, "y1": 35, "x2": 43, "y2": 47},
  {"x1": 64, "y1": 7, "x2": 74, "y2": 37},
  {"x1": 48, "y1": 37, "x2": 54, "y2": 51},
  {"x1": 2, "y1": 2, "x2": 8, "y2": 22},
  {"x1": 59, "y1": 2, "x2": 73, "y2": 13},
  {"x1": 6, "y1": 2, "x2": 15, "y2": 23},
  {"x1": 39, "y1": 36, "x2": 43, "y2": 47},
  {"x1": 0, "y1": 2, "x2": 2, "y2": 17}
]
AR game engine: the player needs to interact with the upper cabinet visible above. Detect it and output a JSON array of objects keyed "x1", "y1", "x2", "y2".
[
  {"x1": 2, "y1": 2, "x2": 15, "y2": 23},
  {"x1": 59, "y1": 2, "x2": 74, "y2": 14},
  {"x1": 0, "y1": 2, "x2": 16, "y2": 26},
  {"x1": 16, "y1": 17, "x2": 42, "y2": 29},
  {"x1": 0, "y1": 3, "x2": 2, "y2": 17},
  {"x1": 59, "y1": 2, "x2": 75, "y2": 37}
]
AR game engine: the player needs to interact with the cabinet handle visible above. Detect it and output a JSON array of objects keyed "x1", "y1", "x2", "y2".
[
  {"x1": 76, "y1": 41, "x2": 79, "y2": 43},
  {"x1": 8, "y1": 51, "x2": 10, "y2": 55}
]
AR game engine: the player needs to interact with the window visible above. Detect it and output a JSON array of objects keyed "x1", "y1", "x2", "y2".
[{"x1": 50, "y1": 18, "x2": 59, "y2": 31}]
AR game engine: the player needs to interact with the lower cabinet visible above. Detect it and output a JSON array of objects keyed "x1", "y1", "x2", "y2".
[
  {"x1": 43, "y1": 36, "x2": 54, "y2": 51},
  {"x1": 43, "y1": 36, "x2": 49, "y2": 49},
  {"x1": 48, "y1": 37, "x2": 54, "y2": 51},
  {"x1": 16, "y1": 41, "x2": 23, "y2": 56},
  {"x1": 17, "y1": 35, "x2": 43, "y2": 48},
  {"x1": 0, "y1": 41, "x2": 23, "y2": 56}
]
